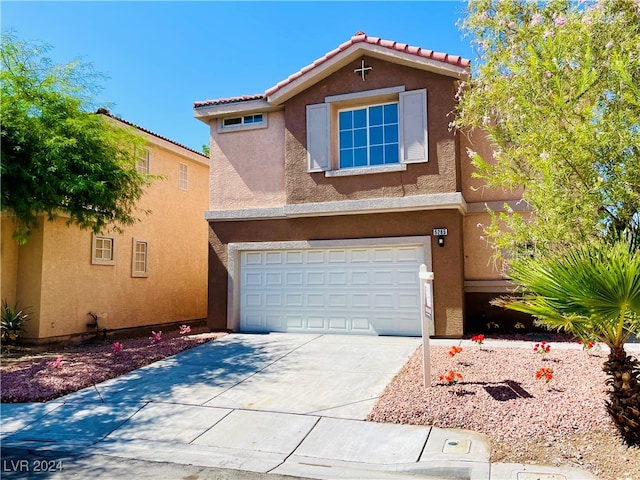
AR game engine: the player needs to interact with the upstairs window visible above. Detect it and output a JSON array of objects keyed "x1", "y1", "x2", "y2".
[
  {"x1": 338, "y1": 103, "x2": 399, "y2": 168},
  {"x1": 179, "y1": 163, "x2": 188, "y2": 190},
  {"x1": 136, "y1": 149, "x2": 150, "y2": 174},
  {"x1": 218, "y1": 113, "x2": 267, "y2": 133},
  {"x1": 306, "y1": 88, "x2": 428, "y2": 175}
]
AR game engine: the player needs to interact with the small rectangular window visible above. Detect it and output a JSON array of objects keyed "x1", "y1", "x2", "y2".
[
  {"x1": 132, "y1": 239, "x2": 148, "y2": 277},
  {"x1": 219, "y1": 113, "x2": 267, "y2": 132},
  {"x1": 92, "y1": 235, "x2": 116, "y2": 265},
  {"x1": 136, "y1": 150, "x2": 150, "y2": 174},
  {"x1": 179, "y1": 163, "x2": 188, "y2": 190},
  {"x1": 223, "y1": 117, "x2": 242, "y2": 126}
]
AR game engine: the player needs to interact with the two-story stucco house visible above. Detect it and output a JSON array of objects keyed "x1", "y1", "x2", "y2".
[
  {"x1": 1, "y1": 111, "x2": 210, "y2": 342},
  {"x1": 194, "y1": 33, "x2": 522, "y2": 338}
]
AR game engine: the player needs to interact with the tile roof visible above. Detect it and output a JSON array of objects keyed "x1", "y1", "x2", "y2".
[
  {"x1": 193, "y1": 94, "x2": 265, "y2": 109},
  {"x1": 97, "y1": 108, "x2": 208, "y2": 158},
  {"x1": 194, "y1": 33, "x2": 470, "y2": 109}
]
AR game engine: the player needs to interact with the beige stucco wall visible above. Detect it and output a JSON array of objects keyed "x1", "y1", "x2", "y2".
[
  {"x1": 463, "y1": 212, "x2": 504, "y2": 281},
  {"x1": 209, "y1": 111, "x2": 286, "y2": 210},
  {"x1": 14, "y1": 222, "x2": 45, "y2": 338},
  {"x1": 459, "y1": 128, "x2": 522, "y2": 204},
  {"x1": 1, "y1": 216, "x2": 20, "y2": 308},
  {"x1": 8, "y1": 139, "x2": 209, "y2": 341},
  {"x1": 458, "y1": 129, "x2": 525, "y2": 282}
]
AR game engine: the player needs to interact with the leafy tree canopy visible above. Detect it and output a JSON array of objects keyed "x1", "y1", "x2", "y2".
[
  {"x1": 1, "y1": 33, "x2": 154, "y2": 244},
  {"x1": 454, "y1": 0, "x2": 640, "y2": 257}
]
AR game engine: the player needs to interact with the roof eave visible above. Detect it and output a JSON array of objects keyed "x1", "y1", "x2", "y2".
[
  {"x1": 266, "y1": 43, "x2": 469, "y2": 106},
  {"x1": 193, "y1": 98, "x2": 279, "y2": 123}
]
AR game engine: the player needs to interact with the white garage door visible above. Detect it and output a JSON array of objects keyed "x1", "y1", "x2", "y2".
[{"x1": 238, "y1": 241, "x2": 425, "y2": 336}]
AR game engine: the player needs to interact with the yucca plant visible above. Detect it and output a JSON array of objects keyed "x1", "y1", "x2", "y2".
[
  {"x1": 1, "y1": 300, "x2": 30, "y2": 343},
  {"x1": 496, "y1": 238, "x2": 640, "y2": 445}
]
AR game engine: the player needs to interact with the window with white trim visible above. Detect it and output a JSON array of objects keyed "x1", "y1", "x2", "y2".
[
  {"x1": 131, "y1": 239, "x2": 148, "y2": 277},
  {"x1": 218, "y1": 113, "x2": 267, "y2": 133},
  {"x1": 92, "y1": 235, "x2": 116, "y2": 265},
  {"x1": 306, "y1": 88, "x2": 428, "y2": 175},
  {"x1": 179, "y1": 163, "x2": 188, "y2": 190},
  {"x1": 136, "y1": 149, "x2": 150, "y2": 174},
  {"x1": 338, "y1": 103, "x2": 399, "y2": 168}
]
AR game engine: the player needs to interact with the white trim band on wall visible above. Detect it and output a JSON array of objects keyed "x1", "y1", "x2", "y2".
[{"x1": 205, "y1": 192, "x2": 467, "y2": 221}]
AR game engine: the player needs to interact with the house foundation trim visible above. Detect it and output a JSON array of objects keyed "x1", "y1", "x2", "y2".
[
  {"x1": 464, "y1": 280, "x2": 515, "y2": 293},
  {"x1": 205, "y1": 192, "x2": 467, "y2": 221}
]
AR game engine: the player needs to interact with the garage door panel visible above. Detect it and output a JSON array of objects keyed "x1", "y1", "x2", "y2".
[
  {"x1": 266, "y1": 252, "x2": 283, "y2": 264},
  {"x1": 328, "y1": 317, "x2": 348, "y2": 330},
  {"x1": 266, "y1": 272, "x2": 282, "y2": 285},
  {"x1": 328, "y1": 250, "x2": 347, "y2": 263},
  {"x1": 239, "y1": 242, "x2": 424, "y2": 336}
]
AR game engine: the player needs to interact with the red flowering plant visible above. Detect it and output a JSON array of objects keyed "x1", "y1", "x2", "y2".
[
  {"x1": 577, "y1": 339, "x2": 595, "y2": 351},
  {"x1": 471, "y1": 334, "x2": 485, "y2": 346},
  {"x1": 533, "y1": 341, "x2": 550, "y2": 355},
  {"x1": 439, "y1": 370, "x2": 463, "y2": 385},
  {"x1": 448, "y1": 346, "x2": 463, "y2": 357},
  {"x1": 149, "y1": 331, "x2": 163, "y2": 344},
  {"x1": 111, "y1": 341, "x2": 124, "y2": 353},
  {"x1": 535, "y1": 367, "x2": 554, "y2": 383}
]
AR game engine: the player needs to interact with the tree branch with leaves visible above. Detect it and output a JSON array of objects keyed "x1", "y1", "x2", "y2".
[
  {"x1": 454, "y1": 0, "x2": 640, "y2": 256},
  {"x1": 1, "y1": 33, "x2": 155, "y2": 244}
]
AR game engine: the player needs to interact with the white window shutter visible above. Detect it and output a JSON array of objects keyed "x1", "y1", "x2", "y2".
[
  {"x1": 399, "y1": 89, "x2": 428, "y2": 164},
  {"x1": 306, "y1": 103, "x2": 331, "y2": 172}
]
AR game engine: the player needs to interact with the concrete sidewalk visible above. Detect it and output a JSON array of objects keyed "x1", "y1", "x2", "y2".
[{"x1": 1, "y1": 333, "x2": 600, "y2": 479}]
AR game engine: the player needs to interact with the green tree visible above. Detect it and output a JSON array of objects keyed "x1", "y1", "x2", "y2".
[
  {"x1": 454, "y1": 0, "x2": 640, "y2": 256},
  {"x1": 498, "y1": 238, "x2": 640, "y2": 444},
  {"x1": 1, "y1": 33, "x2": 153, "y2": 244}
]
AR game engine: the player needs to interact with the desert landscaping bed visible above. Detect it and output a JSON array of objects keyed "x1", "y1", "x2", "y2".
[
  {"x1": 368, "y1": 343, "x2": 640, "y2": 480},
  {"x1": 0, "y1": 325, "x2": 227, "y2": 403}
]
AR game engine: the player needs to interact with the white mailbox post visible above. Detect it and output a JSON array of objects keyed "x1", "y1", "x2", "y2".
[{"x1": 419, "y1": 264, "x2": 434, "y2": 387}]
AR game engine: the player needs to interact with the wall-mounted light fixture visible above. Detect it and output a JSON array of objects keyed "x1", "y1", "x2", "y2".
[{"x1": 433, "y1": 228, "x2": 448, "y2": 248}]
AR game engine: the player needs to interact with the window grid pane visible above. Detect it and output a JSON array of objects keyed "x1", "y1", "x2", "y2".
[
  {"x1": 179, "y1": 163, "x2": 188, "y2": 190},
  {"x1": 133, "y1": 241, "x2": 147, "y2": 274},
  {"x1": 136, "y1": 150, "x2": 149, "y2": 174},
  {"x1": 338, "y1": 103, "x2": 399, "y2": 168},
  {"x1": 95, "y1": 238, "x2": 113, "y2": 261}
]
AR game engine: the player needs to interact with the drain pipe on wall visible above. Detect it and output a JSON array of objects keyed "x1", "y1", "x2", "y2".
[{"x1": 419, "y1": 264, "x2": 434, "y2": 387}]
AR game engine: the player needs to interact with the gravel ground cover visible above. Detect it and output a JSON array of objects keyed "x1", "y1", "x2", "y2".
[
  {"x1": 1, "y1": 326, "x2": 226, "y2": 403},
  {"x1": 368, "y1": 341, "x2": 640, "y2": 480}
]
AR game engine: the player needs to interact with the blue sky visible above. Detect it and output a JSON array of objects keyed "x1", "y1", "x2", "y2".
[{"x1": 2, "y1": 1, "x2": 473, "y2": 153}]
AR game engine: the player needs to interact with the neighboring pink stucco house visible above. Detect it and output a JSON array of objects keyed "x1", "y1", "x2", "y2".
[{"x1": 193, "y1": 33, "x2": 524, "y2": 338}]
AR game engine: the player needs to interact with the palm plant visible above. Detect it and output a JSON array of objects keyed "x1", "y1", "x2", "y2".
[{"x1": 496, "y1": 238, "x2": 640, "y2": 445}]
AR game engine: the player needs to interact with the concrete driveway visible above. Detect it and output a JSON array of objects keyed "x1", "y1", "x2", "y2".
[{"x1": 56, "y1": 332, "x2": 421, "y2": 418}]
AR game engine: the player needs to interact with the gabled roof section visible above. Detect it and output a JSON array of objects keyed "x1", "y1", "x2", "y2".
[
  {"x1": 97, "y1": 108, "x2": 209, "y2": 164},
  {"x1": 265, "y1": 33, "x2": 470, "y2": 105},
  {"x1": 193, "y1": 33, "x2": 470, "y2": 118}
]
